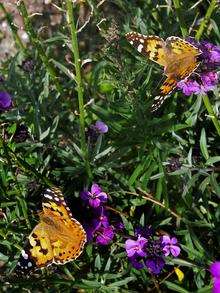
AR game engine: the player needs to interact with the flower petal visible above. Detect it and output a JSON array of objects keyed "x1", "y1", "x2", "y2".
[
  {"x1": 91, "y1": 183, "x2": 102, "y2": 195},
  {"x1": 170, "y1": 237, "x2": 178, "y2": 245},
  {"x1": 89, "y1": 198, "x2": 100, "y2": 208},
  {"x1": 210, "y1": 261, "x2": 220, "y2": 279},
  {"x1": 170, "y1": 245, "x2": 181, "y2": 257},
  {"x1": 162, "y1": 235, "x2": 171, "y2": 245}
]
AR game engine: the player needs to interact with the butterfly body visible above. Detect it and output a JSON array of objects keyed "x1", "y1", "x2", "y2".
[
  {"x1": 126, "y1": 32, "x2": 201, "y2": 111},
  {"x1": 16, "y1": 187, "x2": 86, "y2": 273}
]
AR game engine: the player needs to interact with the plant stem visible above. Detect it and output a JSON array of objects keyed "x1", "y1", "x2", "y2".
[
  {"x1": 173, "y1": 0, "x2": 188, "y2": 37},
  {"x1": 66, "y1": 0, "x2": 92, "y2": 181},
  {"x1": 17, "y1": 1, "x2": 62, "y2": 93},
  {"x1": 0, "y1": 3, "x2": 26, "y2": 52},
  {"x1": 126, "y1": 189, "x2": 182, "y2": 220},
  {"x1": 201, "y1": 94, "x2": 220, "y2": 136},
  {"x1": 195, "y1": 0, "x2": 217, "y2": 40}
]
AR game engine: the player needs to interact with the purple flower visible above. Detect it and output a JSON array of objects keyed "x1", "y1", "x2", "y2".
[
  {"x1": 177, "y1": 72, "x2": 218, "y2": 96},
  {"x1": 129, "y1": 256, "x2": 145, "y2": 270},
  {"x1": 200, "y1": 41, "x2": 220, "y2": 64},
  {"x1": 200, "y1": 71, "x2": 218, "y2": 91},
  {"x1": 162, "y1": 235, "x2": 181, "y2": 257},
  {"x1": 84, "y1": 224, "x2": 95, "y2": 242},
  {"x1": 210, "y1": 262, "x2": 220, "y2": 293},
  {"x1": 114, "y1": 221, "x2": 124, "y2": 232},
  {"x1": 96, "y1": 226, "x2": 114, "y2": 245},
  {"x1": 0, "y1": 91, "x2": 12, "y2": 111},
  {"x1": 91, "y1": 121, "x2": 108, "y2": 134},
  {"x1": 92, "y1": 206, "x2": 109, "y2": 230},
  {"x1": 177, "y1": 80, "x2": 201, "y2": 96},
  {"x1": 145, "y1": 256, "x2": 165, "y2": 275},
  {"x1": 125, "y1": 237, "x2": 147, "y2": 258},
  {"x1": 81, "y1": 183, "x2": 108, "y2": 208},
  {"x1": 135, "y1": 226, "x2": 153, "y2": 239}
]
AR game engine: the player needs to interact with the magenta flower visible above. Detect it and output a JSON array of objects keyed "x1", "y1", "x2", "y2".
[
  {"x1": 81, "y1": 183, "x2": 108, "y2": 208},
  {"x1": 0, "y1": 91, "x2": 12, "y2": 111},
  {"x1": 201, "y1": 72, "x2": 218, "y2": 91},
  {"x1": 162, "y1": 235, "x2": 181, "y2": 257},
  {"x1": 200, "y1": 41, "x2": 220, "y2": 64},
  {"x1": 96, "y1": 226, "x2": 114, "y2": 245},
  {"x1": 91, "y1": 121, "x2": 108, "y2": 134},
  {"x1": 124, "y1": 227, "x2": 181, "y2": 274},
  {"x1": 177, "y1": 80, "x2": 201, "y2": 96},
  {"x1": 210, "y1": 261, "x2": 220, "y2": 293},
  {"x1": 125, "y1": 237, "x2": 147, "y2": 258},
  {"x1": 178, "y1": 72, "x2": 218, "y2": 96}
]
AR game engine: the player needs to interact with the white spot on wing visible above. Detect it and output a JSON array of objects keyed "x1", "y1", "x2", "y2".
[
  {"x1": 137, "y1": 44, "x2": 143, "y2": 52},
  {"x1": 44, "y1": 194, "x2": 53, "y2": 200},
  {"x1": 21, "y1": 250, "x2": 28, "y2": 260}
]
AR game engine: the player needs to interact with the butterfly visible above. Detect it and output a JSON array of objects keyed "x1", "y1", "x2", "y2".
[
  {"x1": 126, "y1": 32, "x2": 202, "y2": 112},
  {"x1": 16, "y1": 187, "x2": 87, "y2": 274}
]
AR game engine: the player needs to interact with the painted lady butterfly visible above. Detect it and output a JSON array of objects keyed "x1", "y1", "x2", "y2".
[
  {"x1": 126, "y1": 32, "x2": 202, "y2": 112},
  {"x1": 16, "y1": 187, "x2": 86, "y2": 273}
]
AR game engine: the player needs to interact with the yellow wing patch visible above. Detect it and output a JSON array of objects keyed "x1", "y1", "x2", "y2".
[
  {"x1": 16, "y1": 187, "x2": 87, "y2": 273},
  {"x1": 126, "y1": 32, "x2": 202, "y2": 112},
  {"x1": 151, "y1": 77, "x2": 177, "y2": 112},
  {"x1": 126, "y1": 32, "x2": 167, "y2": 66}
]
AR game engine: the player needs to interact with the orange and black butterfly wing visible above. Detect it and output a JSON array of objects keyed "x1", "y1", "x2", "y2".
[
  {"x1": 15, "y1": 242, "x2": 37, "y2": 274},
  {"x1": 166, "y1": 36, "x2": 201, "y2": 57},
  {"x1": 151, "y1": 77, "x2": 177, "y2": 112},
  {"x1": 166, "y1": 36, "x2": 201, "y2": 80},
  {"x1": 41, "y1": 188, "x2": 87, "y2": 265},
  {"x1": 15, "y1": 188, "x2": 86, "y2": 275},
  {"x1": 151, "y1": 37, "x2": 201, "y2": 112},
  {"x1": 126, "y1": 32, "x2": 167, "y2": 66}
]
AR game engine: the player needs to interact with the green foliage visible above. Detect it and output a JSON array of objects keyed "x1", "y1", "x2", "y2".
[{"x1": 0, "y1": 0, "x2": 220, "y2": 292}]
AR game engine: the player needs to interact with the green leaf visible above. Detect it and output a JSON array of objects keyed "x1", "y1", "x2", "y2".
[
  {"x1": 107, "y1": 277, "x2": 136, "y2": 288},
  {"x1": 51, "y1": 59, "x2": 76, "y2": 81},
  {"x1": 205, "y1": 156, "x2": 220, "y2": 166},
  {"x1": 200, "y1": 128, "x2": 209, "y2": 160},
  {"x1": 164, "y1": 281, "x2": 189, "y2": 293}
]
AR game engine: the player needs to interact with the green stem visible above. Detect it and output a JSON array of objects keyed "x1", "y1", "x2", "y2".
[
  {"x1": 17, "y1": 1, "x2": 62, "y2": 93},
  {"x1": 173, "y1": 0, "x2": 188, "y2": 37},
  {"x1": 0, "y1": 3, "x2": 26, "y2": 52},
  {"x1": 201, "y1": 94, "x2": 220, "y2": 136},
  {"x1": 66, "y1": 0, "x2": 92, "y2": 181},
  {"x1": 195, "y1": 0, "x2": 217, "y2": 40}
]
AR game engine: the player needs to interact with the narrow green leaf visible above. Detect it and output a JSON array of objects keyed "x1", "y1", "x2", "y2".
[{"x1": 200, "y1": 128, "x2": 209, "y2": 160}]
